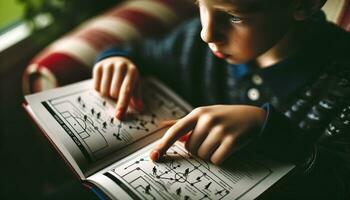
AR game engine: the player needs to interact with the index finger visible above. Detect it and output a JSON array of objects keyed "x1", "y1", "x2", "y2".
[
  {"x1": 150, "y1": 112, "x2": 198, "y2": 161},
  {"x1": 93, "y1": 63, "x2": 102, "y2": 91},
  {"x1": 115, "y1": 67, "x2": 137, "y2": 119}
]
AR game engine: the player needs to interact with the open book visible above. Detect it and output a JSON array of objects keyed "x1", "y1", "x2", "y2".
[{"x1": 23, "y1": 77, "x2": 295, "y2": 200}]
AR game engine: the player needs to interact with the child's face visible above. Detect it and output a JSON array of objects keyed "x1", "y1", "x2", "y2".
[{"x1": 198, "y1": 0, "x2": 295, "y2": 64}]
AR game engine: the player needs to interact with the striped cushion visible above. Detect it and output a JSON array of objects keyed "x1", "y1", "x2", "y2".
[{"x1": 23, "y1": 0, "x2": 196, "y2": 94}]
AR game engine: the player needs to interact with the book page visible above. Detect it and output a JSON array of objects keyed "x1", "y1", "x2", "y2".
[
  {"x1": 88, "y1": 142, "x2": 294, "y2": 200},
  {"x1": 25, "y1": 78, "x2": 191, "y2": 177}
]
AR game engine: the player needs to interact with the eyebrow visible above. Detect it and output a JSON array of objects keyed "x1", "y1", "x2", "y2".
[
  {"x1": 206, "y1": 0, "x2": 264, "y2": 14},
  {"x1": 228, "y1": 0, "x2": 264, "y2": 13},
  {"x1": 230, "y1": 0, "x2": 292, "y2": 13},
  {"x1": 213, "y1": 6, "x2": 262, "y2": 15}
]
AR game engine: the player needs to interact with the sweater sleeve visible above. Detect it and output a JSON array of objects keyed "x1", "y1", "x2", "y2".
[
  {"x1": 258, "y1": 103, "x2": 315, "y2": 164},
  {"x1": 257, "y1": 68, "x2": 350, "y2": 198}
]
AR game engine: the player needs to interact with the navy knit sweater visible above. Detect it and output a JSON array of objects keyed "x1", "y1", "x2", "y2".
[{"x1": 96, "y1": 17, "x2": 350, "y2": 198}]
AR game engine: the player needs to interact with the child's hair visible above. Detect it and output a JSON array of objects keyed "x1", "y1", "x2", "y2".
[
  {"x1": 299, "y1": 0, "x2": 328, "y2": 20},
  {"x1": 209, "y1": 0, "x2": 327, "y2": 14}
]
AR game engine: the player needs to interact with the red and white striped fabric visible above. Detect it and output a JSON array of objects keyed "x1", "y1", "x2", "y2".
[
  {"x1": 322, "y1": 0, "x2": 350, "y2": 30},
  {"x1": 23, "y1": 0, "x2": 196, "y2": 94}
]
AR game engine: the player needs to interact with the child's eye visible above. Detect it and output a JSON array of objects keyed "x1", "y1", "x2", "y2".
[{"x1": 229, "y1": 15, "x2": 243, "y2": 24}]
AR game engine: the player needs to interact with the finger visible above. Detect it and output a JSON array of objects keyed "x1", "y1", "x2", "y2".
[
  {"x1": 196, "y1": 127, "x2": 222, "y2": 160},
  {"x1": 115, "y1": 66, "x2": 138, "y2": 119},
  {"x1": 184, "y1": 117, "x2": 212, "y2": 154},
  {"x1": 150, "y1": 112, "x2": 198, "y2": 161},
  {"x1": 130, "y1": 80, "x2": 143, "y2": 112},
  {"x1": 160, "y1": 120, "x2": 177, "y2": 127},
  {"x1": 100, "y1": 63, "x2": 114, "y2": 96},
  {"x1": 93, "y1": 63, "x2": 103, "y2": 91},
  {"x1": 109, "y1": 63, "x2": 127, "y2": 99},
  {"x1": 210, "y1": 137, "x2": 237, "y2": 165},
  {"x1": 159, "y1": 120, "x2": 191, "y2": 142}
]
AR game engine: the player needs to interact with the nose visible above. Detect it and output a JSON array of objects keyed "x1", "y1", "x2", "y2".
[{"x1": 200, "y1": 15, "x2": 224, "y2": 44}]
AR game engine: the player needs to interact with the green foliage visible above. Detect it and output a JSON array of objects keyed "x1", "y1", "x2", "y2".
[
  {"x1": 18, "y1": 0, "x2": 119, "y2": 31},
  {"x1": 0, "y1": 0, "x2": 25, "y2": 30},
  {"x1": 17, "y1": 0, "x2": 120, "y2": 46}
]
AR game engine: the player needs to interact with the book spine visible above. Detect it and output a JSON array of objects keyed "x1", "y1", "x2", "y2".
[{"x1": 83, "y1": 181, "x2": 110, "y2": 200}]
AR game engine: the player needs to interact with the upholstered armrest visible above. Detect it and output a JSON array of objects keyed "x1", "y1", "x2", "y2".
[{"x1": 23, "y1": 0, "x2": 196, "y2": 94}]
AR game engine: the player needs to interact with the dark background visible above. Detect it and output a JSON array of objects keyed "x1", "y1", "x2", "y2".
[
  {"x1": 0, "y1": 0, "x2": 121, "y2": 199},
  {"x1": 0, "y1": 1, "x2": 119, "y2": 199},
  {"x1": 0, "y1": 41, "x2": 94, "y2": 199}
]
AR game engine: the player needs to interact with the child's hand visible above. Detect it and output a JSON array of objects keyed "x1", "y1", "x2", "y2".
[
  {"x1": 93, "y1": 56, "x2": 143, "y2": 119},
  {"x1": 150, "y1": 105, "x2": 267, "y2": 165}
]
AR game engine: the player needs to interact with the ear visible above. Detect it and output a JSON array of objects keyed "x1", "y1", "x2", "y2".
[{"x1": 293, "y1": 0, "x2": 327, "y2": 21}]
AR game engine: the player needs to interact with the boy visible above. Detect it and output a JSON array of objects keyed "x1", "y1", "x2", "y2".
[{"x1": 93, "y1": 0, "x2": 350, "y2": 198}]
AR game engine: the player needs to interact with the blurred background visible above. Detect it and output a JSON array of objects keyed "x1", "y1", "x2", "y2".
[{"x1": 0, "y1": 0, "x2": 118, "y2": 199}]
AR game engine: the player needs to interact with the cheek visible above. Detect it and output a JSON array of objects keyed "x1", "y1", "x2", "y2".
[
  {"x1": 249, "y1": 14, "x2": 294, "y2": 54},
  {"x1": 226, "y1": 28, "x2": 258, "y2": 61},
  {"x1": 226, "y1": 17, "x2": 291, "y2": 62}
]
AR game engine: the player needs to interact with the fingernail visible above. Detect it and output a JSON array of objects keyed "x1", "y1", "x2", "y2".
[
  {"x1": 115, "y1": 109, "x2": 123, "y2": 119},
  {"x1": 150, "y1": 150, "x2": 160, "y2": 161}
]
